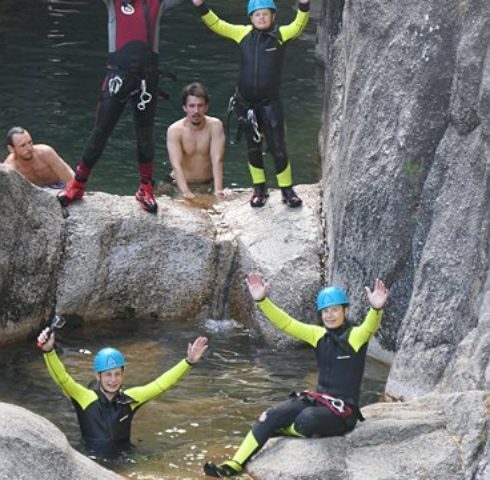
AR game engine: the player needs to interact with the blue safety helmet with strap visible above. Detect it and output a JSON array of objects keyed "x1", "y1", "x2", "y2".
[
  {"x1": 247, "y1": 0, "x2": 277, "y2": 16},
  {"x1": 93, "y1": 347, "x2": 126, "y2": 373},
  {"x1": 316, "y1": 286, "x2": 350, "y2": 312}
]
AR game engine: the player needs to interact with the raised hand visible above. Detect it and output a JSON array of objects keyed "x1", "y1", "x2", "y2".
[
  {"x1": 37, "y1": 327, "x2": 55, "y2": 352},
  {"x1": 365, "y1": 279, "x2": 389, "y2": 310},
  {"x1": 245, "y1": 272, "x2": 269, "y2": 301},
  {"x1": 186, "y1": 336, "x2": 209, "y2": 364}
]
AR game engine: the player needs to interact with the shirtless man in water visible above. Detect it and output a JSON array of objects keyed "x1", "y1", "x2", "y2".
[
  {"x1": 165, "y1": 83, "x2": 227, "y2": 199},
  {"x1": 3, "y1": 127, "x2": 74, "y2": 188}
]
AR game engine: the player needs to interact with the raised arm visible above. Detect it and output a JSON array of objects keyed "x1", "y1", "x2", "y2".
[
  {"x1": 191, "y1": 0, "x2": 251, "y2": 43},
  {"x1": 349, "y1": 279, "x2": 389, "y2": 352},
  {"x1": 126, "y1": 337, "x2": 208, "y2": 406},
  {"x1": 166, "y1": 124, "x2": 195, "y2": 199},
  {"x1": 247, "y1": 272, "x2": 325, "y2": 346},
  {"x1": 37, "y1": 328, "x2": 96, "y2": 408},
  {"x1": 279, "y1": 0, "x2": 310, "y2": 42}
]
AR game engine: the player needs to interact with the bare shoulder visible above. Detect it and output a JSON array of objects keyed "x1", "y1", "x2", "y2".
[
  {"x1": 167, "y1": 119, "x2": 185, "y2": 137},
  {"x1": 206, "y1": 115, "x2": 224, "y2": 127},
  {"x1": 36, "y1": 144, "x2": 59, "y2": 158},
  {"x1": 206, "y1": 116, "x2": 224, "y2": 133},
  {"x1": 3, "y1": 154, "x2": 14, "y2": 167}
]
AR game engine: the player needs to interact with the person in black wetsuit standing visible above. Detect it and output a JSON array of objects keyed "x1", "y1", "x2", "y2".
[
  {"x1": 58, "y1": 0, "x2": 170, "y2": 213},
  {"x1": 191, "y1": 0, "x2": 310, "y2": 208}
]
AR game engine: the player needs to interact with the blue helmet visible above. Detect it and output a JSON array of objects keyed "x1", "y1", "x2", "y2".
[
  {"x1": 93, "y1": 348, "x2": 126, "y2": 373},
  {"x1": 316, "y1": 286, "x2": 350, "y2": 312},
  {"x1": 247, "y1": 0, "x2": 277, "y2": 16}
]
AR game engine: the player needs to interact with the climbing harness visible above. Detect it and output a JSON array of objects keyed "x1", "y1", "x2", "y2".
[
  {"x1": 304, "y1": 391, "x2": 354, "y2": 419},
  {"x1": 226, "y1": 92, "x2": 262, "y2": 145}
]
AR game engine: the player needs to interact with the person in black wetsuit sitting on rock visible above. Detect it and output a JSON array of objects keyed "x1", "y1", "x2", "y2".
[{"x1": 203, "y1": 272, "x2": 389, "y2": 477}]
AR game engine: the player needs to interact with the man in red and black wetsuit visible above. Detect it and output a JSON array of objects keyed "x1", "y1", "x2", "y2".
[{"x1": 58, "y1": 0, "x2": 169, "y2": 213}]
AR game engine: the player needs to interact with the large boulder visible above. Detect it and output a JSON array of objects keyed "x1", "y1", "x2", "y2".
[
  {"x1": 216, "y1": 185, "x2": 323, "y2": 347},
  {"x1": 0, "y1": 402, "x2": 124, "y2": 480},
  {"x1": 56, "y1": 192, "x2": 216, "y2": 325},
  {"x1": 0, "y1": 167, "x2": 64, "y2": 346},
  {"x1": 0, "y1": 166, "x2": 322, "y2": 346},
  {"x1": 248, "y1": 391, "x2": 489, "y2": 480},
  {"x1": 318, "y1": 0, "x2": 490, "y2": 396}
]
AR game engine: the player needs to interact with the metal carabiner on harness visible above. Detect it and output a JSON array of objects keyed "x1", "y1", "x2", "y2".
[
  {"x1": 137, "y1": 79, "x2": 153, "y2": 111},
  {"x1": 247, "y1": 109, "x2": 262, "y2": 143},
  {"x1": 227, "y1": 94, "x2": 237, "y2": 114},
  {"x1": 108, "y1": 75, "x2": 123, "y2": 96},
  {"x1": 321, "y1": 394, "x2": 346, "y2": 414}
]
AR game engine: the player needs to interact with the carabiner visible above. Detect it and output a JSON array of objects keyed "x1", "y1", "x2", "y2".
[
  {"x1": 247, "y1": 109, "x2": 261, "y2": 143},
  {"x1": 108, "y1": 75, "x2": 123, "y2": 96},
  {"x1": 137, "y1": 79, "x2": 153, "y2": 111},
  {"x1": 322, "y1": 394, "x2": 345, "y2": 413}
]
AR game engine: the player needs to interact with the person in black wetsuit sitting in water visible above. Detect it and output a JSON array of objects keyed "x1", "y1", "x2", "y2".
[{"x1": 37, "y1": 326, "x2": 208, "y2": 456}]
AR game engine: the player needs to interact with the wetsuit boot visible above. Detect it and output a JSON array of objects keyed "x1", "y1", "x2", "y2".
[
  {"x1": 57, "y1": 178, "x2": 87, "y2": 207},
  {"x1": 250, "y1": 183, "x2": 269, "y2": 208},
  {"x1": 203, "y1": 460, "x2": 242, "y2": 478},
  {"x1": 281, "y1": 186, "x2": 302, "y2": 208},
  {"x1": 135, "y1": 181, "x2": 158, "y2": 213},
  {"x1": 203, "y1": 431, "x2": 259, "y2": 477}
]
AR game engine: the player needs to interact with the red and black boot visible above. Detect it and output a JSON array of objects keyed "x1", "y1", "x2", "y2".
[
  {"x1": 57, "y1": 178, "x2": 86, "y2": 207},
  {"x1": 135, "y1": 181, "x2": 158, "y2": 213}
]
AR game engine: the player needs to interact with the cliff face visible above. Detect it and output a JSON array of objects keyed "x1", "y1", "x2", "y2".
[{"x1": 318, "y1": 0, "x2": 489, "y2": 400}]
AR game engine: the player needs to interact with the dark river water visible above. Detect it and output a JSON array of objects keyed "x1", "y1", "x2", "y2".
[
  {"x1": 0, "y1": 0, "x2": 323, "y2": 194},
  {"x1": 0, "y1": 1, "x2": 389, "y2": 479}
]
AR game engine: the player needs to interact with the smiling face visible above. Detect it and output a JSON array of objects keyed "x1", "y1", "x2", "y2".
[
  {"x1": 250, "y1": 8, "x2": 275, "y2": 30},
  {"x1": 183, "y1": 95, "x2": 208, "y2": 127},
  {"x1": 320, "y1": 305, "x2": 347, "y2": 330},
  {"x1": 96, "y1": 367, "x2": 124, "y2": 398},
  {"x1": 8, "y1": 130, "x2": 34, "y2": 161}
]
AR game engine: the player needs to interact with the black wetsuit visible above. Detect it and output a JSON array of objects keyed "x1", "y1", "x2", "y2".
[
  {"x1": 43, "y1": 349, "x2": 192, "y2": 456},
  {"x1": 78, "y1": 0, "x2": 166, "y2": 182},
  {"x1": 196, "y1": 2, "x2": 310, "y2": 187},
  {"x1": 216, "y1": 298, "x2": 383, "y2": 472}
]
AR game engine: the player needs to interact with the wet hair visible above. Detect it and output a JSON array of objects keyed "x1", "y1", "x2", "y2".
[
  {"x1": 181, "y1": 82, "x2": 209, "y2": 106},
  {"x1": 6, "y1": 126, "x2": 26, "y2": 146}
]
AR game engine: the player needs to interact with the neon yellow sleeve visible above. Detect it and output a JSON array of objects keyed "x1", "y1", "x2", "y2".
[
  {"x1": 257, "y1": 297, "x2": 325, "y2": 347},
  {"x1": 125, "y1": 359, "x2": 191, "y2": 409},
  {"x1": 278, "y1": 9, "x2": 309, "y2": 42},
  {"x1": 201, "y1": 9, "x2": 252, "y2": 43},
  {"x1": 348, "y1": 308, "x2": 383, "y2": 352},
  {"x1": 44, "y1": 350, "x2": 97, "y2": 409}
]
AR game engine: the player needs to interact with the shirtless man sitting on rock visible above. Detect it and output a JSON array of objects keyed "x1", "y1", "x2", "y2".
[
  {"x1": 162, "y1": 82, "x2": 229, "y2": 200},
  {"x1": 3, "y1": 126, "x2": 74, "y2": 188}
]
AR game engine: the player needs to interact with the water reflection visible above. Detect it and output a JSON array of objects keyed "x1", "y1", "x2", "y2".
[{"x1": 0, "y1": 317, "x2": 388, "y2": 479}]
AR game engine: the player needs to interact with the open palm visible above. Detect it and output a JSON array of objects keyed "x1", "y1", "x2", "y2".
[{"x1": 365, "y1": 279, "x2": 389, "y2": 309}]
